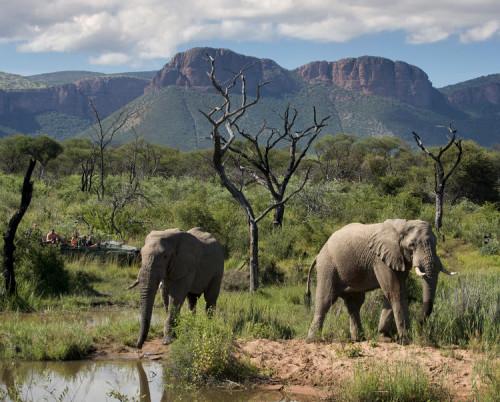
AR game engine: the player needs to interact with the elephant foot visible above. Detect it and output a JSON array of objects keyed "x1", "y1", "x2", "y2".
[
  {"x1": 397, "y1": 336, "x2": 410, "y2": 346},
  {"x1": 162, "y1": 335, "x2": 174, "y2": 345},
  {"x1": 377, "y1": 333, "x2": 393, "y2": 343},
  {"x1": 306, "y1": 334, "x2": 320, "y2": 344}
]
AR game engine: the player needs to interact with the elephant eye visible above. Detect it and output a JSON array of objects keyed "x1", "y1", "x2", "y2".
[{"x1": 408, "y1": 241, "x2": 416, "y2": 249}]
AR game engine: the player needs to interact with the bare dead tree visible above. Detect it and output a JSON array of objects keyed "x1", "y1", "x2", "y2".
[
  {"x1": 199, "y1": 54, "x2": 271, "y2": 293},
  {"x1": 2, "y1": 159, "x2": 36, "y2": 295},
  {"x1": 229, "y1": 104, "x2": 329, "y2": 227},
  {"x1": 413, "y1": 123, "x2": 463, "y2": 240},
  {"x1": 200, "y1": 55, "x2": 266, "y2": 293},
  {"x1": 88, "y1": 98, "x2": 146, "y2": 201}
]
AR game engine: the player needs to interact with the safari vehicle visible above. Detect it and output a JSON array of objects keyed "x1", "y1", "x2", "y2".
[{"x1": 58, "y1": 241, "x2": 141, "y2": 264}]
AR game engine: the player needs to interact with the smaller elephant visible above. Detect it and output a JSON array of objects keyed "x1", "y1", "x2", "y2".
[
  {"x1": 132, "y1": 227, "x2": 224, "y2": 348},
  {"x1": 305, "y1": 219, "x2": 456, "y2": 343}
]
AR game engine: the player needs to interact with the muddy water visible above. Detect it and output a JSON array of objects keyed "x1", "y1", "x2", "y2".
[
  {"x1": 0, "y1": 358, "x2": 301, "y2": 401},
  {"x1": 1, "y1": 311, "x2": 315, "y2": 400}
]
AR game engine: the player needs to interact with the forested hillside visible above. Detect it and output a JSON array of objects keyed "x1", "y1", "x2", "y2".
[
  {"x1": 1, "y1": 48, "x2": 499, "y2": 148},
  {"x1": 1, "y1": 133, "x2": 498, "y2": 252}
]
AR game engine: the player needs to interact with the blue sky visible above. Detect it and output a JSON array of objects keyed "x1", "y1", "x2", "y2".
[{"x1": 1, "y1": 1, "x2": 499, "y2": 88}]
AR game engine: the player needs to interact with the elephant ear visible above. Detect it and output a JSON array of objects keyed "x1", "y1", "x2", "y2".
[
  {"x1": 168, "y1": 254, "x2": 190, "y2": 281},
  {"x1": 167, "y1": 237, "x2": 198, "y2": 281},
  {"x1": 368, "y1": 221, "x2": 405, "y2": 271}
]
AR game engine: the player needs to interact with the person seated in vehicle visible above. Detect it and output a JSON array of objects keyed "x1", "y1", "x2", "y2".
[
  {"x1": 46, "y1": 229, "x2": 64, "y2": 244},
  {"x1": 70, "y1": 231, "x2": 80, "y2": 247},
  {"x1": 86, "y1": 235, "x2": 93, "y2": 246}
]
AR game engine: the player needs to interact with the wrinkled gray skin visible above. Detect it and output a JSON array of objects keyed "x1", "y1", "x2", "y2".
[
  {"x1": 134, "y1": 227, "x2": 224, "y2": 349},
  {"x1": 306, "y1": 219, "x2": 456, "y2": 344}
]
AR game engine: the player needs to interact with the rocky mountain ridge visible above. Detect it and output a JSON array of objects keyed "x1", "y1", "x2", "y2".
[
  {"x1": 0, "y1": 47, "x2": 499, "y2": 147},
  {"x1": 294, "y1": 57, "x2": 438, "y2": 109},
  {"x1": 0, "y1": 76, "x2": 149, "y2": 120}
]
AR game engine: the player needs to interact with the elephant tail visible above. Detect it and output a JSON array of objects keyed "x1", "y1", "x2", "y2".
[
  {"x1": 125, "y1": 280, "x2": 139, "y2": 290},
  {"x1": 304, "y1": 257, "x2": 317, "y2": 310}
]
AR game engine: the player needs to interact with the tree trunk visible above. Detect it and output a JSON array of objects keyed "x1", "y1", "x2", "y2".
[
  {"x1": 249, "y1": 221, "x2": 259, "y2": 293},
  {"x1": 273, "y1": 204, "x2": 285, "y2": 228},
  {"x1": 435, "y1": 190, "x2": 444, "y2": 240},
  {"x1": 2, "y1": 159, "x2": 36, "y2": 295}
]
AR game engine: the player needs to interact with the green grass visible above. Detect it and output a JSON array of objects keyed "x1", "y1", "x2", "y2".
[
  {"x1": 0, "y1": 318, "x2": 93, "y2": 360},
  {"x1": 333, "y1": 360, "x2": 450, "y2": 401}
]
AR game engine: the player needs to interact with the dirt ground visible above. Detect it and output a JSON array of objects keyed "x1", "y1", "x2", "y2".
[{"x1": 92, "y1": 337, "x2": 495, "y2": 400}]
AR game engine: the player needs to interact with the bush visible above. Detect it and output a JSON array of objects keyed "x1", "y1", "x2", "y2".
[
  {"x1": 164, "y1": 311, "x2": 255, "y2": 386},
  {"x1": 15, "y1": 232, "x2": 70, "y2": 296},
  {"x1": 221, "y1": 269, "x2": 250, "y2": 292},
  {"x1": 481, "y1": 237, "x2": 500, "y2": 256},
  {"x1": 259, "y1": 255, "x2": 285, "y2": 286}
]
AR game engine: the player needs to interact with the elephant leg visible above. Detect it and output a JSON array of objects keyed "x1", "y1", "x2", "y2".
[
  {"x1": 204, "y1": 276, "x2": 222, "y2": 317},
  {"x1": 160, "y1": 280, "x2": 169, "y2": 312},
  {"x1": 378, "y1": 296, "x2": 394, "y2": 336},
  {"x1": 187, "y1": 292, "x2": 200, "y2": 312},
  {"x1": 376, "y1": 268, "x2": 410, "y2": 343},
  {"x1": 163, "y1": 283, "x2": 189, "y2": 345},
  {"x1": 343, "y1": 292, "x2": 366, "y2": 341},
  {"x1": 306, "y1": 278, "x2": 338, "y2": 343}
]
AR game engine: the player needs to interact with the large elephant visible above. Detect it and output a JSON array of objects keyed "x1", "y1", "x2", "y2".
[
  {"x1": 305, "y1": 219, "x2": 456, "y2": 343},
  {"x1": 133, "y1": 227, "x2": 224, "y2": 348}
]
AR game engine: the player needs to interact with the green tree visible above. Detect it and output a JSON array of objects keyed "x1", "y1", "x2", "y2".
[
  {"x1": 444, "y1": 140, "x2": 500, "y2": 204},
  {"x1": 17, "y1": 135, "x2": 63, "y2": 177},
  {"x1": 313, "y1": 133, "x2": 359, "y2": 181},
  {"x1": 58, "y1": 138, "x2": 96, "y2": 191},
  {"x1": 0, "y1": 135, "x2": 27, "y2": 174}
]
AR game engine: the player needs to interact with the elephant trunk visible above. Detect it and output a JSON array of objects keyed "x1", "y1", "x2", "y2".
[
  {"x1": 418, "y1": 269, "x2": 439, "y2": 325},
  {"x1": 136, "y1": 269, "x2": 160, "y2": 349}
]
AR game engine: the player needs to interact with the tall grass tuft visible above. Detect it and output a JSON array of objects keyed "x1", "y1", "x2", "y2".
[
  {"x1": 413, "y1": 274, "x2": 500, "y2": 352},
  {"x1": 334, "y1": 360, "x2": 450, "y2": 401},
  {"x1": 164, "y1": 311, "x2": 256, "y2": 387}
]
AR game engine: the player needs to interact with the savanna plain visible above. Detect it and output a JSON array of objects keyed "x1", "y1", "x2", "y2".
[{"x1": 0, "y1": 135, "x2": 499, "y2": 401}]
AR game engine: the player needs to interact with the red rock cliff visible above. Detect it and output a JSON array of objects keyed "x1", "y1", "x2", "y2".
[
  {"x1": 147, "y1": 47, "x2": 299, "y2": 96},
  {"x1": 295, "y1": 56, "x2": 435, "y2": 109}
]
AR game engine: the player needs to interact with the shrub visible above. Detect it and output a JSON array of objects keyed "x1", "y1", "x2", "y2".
[
  {"x1": 164, "y1": 311, "x2": 255, "y2": 386},
  {"x1": 15, "y1": 232, "x2": 70, "y2": 296},
  {"x1": 259, "y1": 255, "x2": 285, "y2": 286},
  {"x1": 481, "y1": 237, "x2": 500, "y2": 256},
  {"x1": 221, "y1": 269, "x2": 250, "y2": 292}
]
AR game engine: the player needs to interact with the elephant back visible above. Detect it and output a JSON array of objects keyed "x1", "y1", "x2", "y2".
[{"x1": 188, "y1": 227, "x2": 224, "y2": 275}]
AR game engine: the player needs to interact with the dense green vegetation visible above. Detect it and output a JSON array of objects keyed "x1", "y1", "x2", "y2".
[{"x1": 0, "y1": 134, "x2": 498, "y2": 396}]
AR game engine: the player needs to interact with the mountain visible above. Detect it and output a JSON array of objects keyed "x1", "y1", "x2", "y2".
[
  {"x1": 29, "y1": 70, "x2": 156, "y2": 86},
  {"x1": 0, "y1": 75, "x2": 150, "y2": 140},
  {"x1": 440, "y1": 74, "x2": 500, "y2": 106},
  {"x1": 0, "y1": 47, "x2": 498, "y2": 148}
]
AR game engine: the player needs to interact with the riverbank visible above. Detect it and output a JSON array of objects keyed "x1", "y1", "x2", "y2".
[{"x1": 90, "y1": 337, "x2": 496, "y2": 401}]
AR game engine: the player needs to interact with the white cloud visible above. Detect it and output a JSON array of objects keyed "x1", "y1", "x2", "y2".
[
  {"x1": 460, "y1": 20, "x2": 500, "y2": 42},
  {"x1": 1, "y1": 0, "x2": 499, "y2": 67},
  {"x1": 89, "y1": 52, "x2": 131, "y2": 65}
]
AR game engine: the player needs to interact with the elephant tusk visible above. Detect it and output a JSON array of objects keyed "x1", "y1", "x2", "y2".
[
  {"x1": 414, "y1": 267, "x2": 426, "y2": 277},
  {"x1": 440, "y1": 266, "x2": 457, "y2": 276}
]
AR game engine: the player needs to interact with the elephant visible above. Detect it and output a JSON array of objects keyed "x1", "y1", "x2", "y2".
[
  {"x1": 305, "y1": 219, "x2": 456, "y2": 344},
  {"x1": 132, "y1": 227, "x2": 224, "y2": 348}
]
